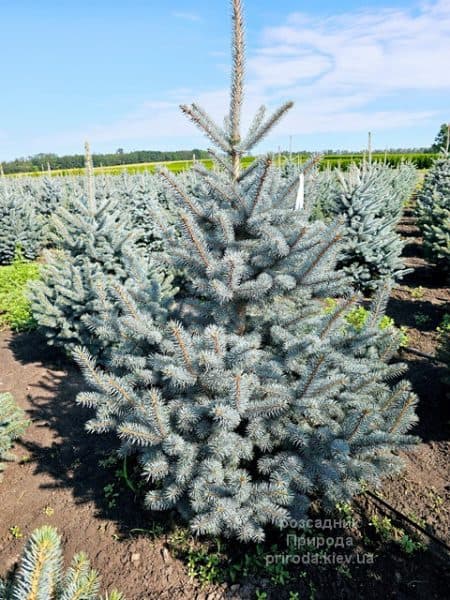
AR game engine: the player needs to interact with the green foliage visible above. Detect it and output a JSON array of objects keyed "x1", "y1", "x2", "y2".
[
  {"x1": 324, "y1": 300, "x2": 408, "y2": 346},
  {"x1": 437, "y1": 313, "x2": 450, "y2": 334},
  {"x1": 168, "y1": 530, "x2": 294, "y2": 588},
  {"x1": 347, "y1": 308, "x2": 397, "y2": 334},
  {"x1": 345, "y1": 306, "x2": 372, "y2": 331},
  {"x1": 0, "y1": 393, "x2": 29, "y2": 481},
  {"x1": 431, "y1": 123, "x2": 450, "y2": 153},
  {"x1": 0, "y1": 254, "x2": 40, "y2": 331},
  {"x1": 9, "y1": 526, "x2": 23, "y2": 539},
  {"x1": 1, "y1": 148, "x2": 211, "y2": 175},
  {"x1": 103, "y1": 483, "x2": 119, "y2": 509},
  {"x1": 413, "y1": 312, "x2": 431, "y2": 326},
  {"x1": 0, "y1": 526, "x2": 124, "y2": 599},
  {"x1": 398, "y1": 533, "x2": 424, "y2": 554},
  {"x1": 320, "y1": 153, "x2": 436, "y2": 171},
  {"x1": 409, "y1": 286, "x2": 425, "y2": 299},
  {"x1": 6, "y1": 156, "x2": 256, "y2": 178},
  {"x1": 369, "y1": 514, "x2": 424, "y2": 554},
  {"x1": 187, "y1": 546, "x2": 223, "y2": 586}
]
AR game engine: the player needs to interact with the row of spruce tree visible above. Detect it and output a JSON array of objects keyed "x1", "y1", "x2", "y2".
[
  {"x1": 4, "y1": 0, "x2": 448, "y2": 545},
  {"x1": 415, "y1": 135, "x2": 450, "y2": 399},
  {"x1": 1, "y1": 152, "x2": 417, "y2": 288},
  {"x1": 416, "y1": 147, "x2": 450, "y2": 277}
]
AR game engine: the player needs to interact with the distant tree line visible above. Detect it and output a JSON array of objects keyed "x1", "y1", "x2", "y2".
[
  {"x1": 1, "y1": 124, "x2": 447, "y2": 174},
  {"x1": 1, "y1": 148, "x2": 210, "y2": 174}
]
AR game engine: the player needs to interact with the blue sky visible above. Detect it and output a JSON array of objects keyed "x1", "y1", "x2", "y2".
[{"x1": 1, "y1": 0, "x2": 449, "y2": 160}]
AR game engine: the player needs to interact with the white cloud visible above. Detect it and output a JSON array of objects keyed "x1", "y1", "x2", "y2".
[
  {"x1": 25, "y1": 1, "x2": 450, "y2": 153},
  {"x1": 280, "y1": 108, "x2": 436, "y2": 136},
  {"x1": 172, "y1": 11, "x2": 202, "y2": 23},
  {"x1": 195, "y1": 0, "x2": 448, "y2": 139},
  {"x1": 248, "y1": 52, "x2": 333, "y2": 88},
  {"x1": 241, "y1": 0, "x2": 450, "y2": 139},
  {"x1": 258, "y1": 0, "x2": 450, "y2": 95}
]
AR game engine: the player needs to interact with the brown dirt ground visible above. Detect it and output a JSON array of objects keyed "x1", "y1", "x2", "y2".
[
  {"x1": 0, "y1": 329, "x2": 219, "y2": 600},
  {"x1": 0, "y1": 205, "x2": 449, "y2": 599},
  {"x1": 381, "y1": 207, "x2": 450, "y2": 549}
]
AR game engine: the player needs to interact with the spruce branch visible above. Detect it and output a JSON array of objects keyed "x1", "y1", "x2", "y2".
[
  {"x1": 230, "y1": 0, "x2": 245, "y2": 143},
  {"x1": 297, "y1": 355, "x2": 325, "y2": 400},
  {"x1": 159, "y1": 168, "x2": 204, "y2": 218},
  {"x1": 180, "y1": 103, "x2": 231, "y2": 153},
  {"x1": 84, "y1": 141, "x2": 96, "y2": 214},
  {"x1": 237, "y1": 155, "x2": 261, "y2": 183},
  {"x1": 209, "y1": 327, "x2": 223, "y2": 355},
  {"x1": 380, "y1": 334, "x2": 403, "y2": 362},
  {"x1": 381, "y1": 381, "x2": 411, "y2": 412},
  {"x1": 243, "y1": 102, "x2": 294, "y2": 152},
  {"x1": 110, "y1": 283, "x2": 141, "y2": 322},
  {"x1": 2, "y1": 525, "x2": 122, "y2": 600},
  {"x1": 347, "y1": 409, "x2": 371, "y2": 441},
  {"x1": 206, "y1": 148, "x2": 235, "y2": 177},
  {"x1": 192, "y1": 165, "x2": 246, "y2": 210},
  {"x1": 169, "y1": 321, "x2": 196, "y2": 376},
  {"x1": 300, "y1": 153, "x2": 323, "y2": 176},
  {"x1": 239, "y1": 106, "x2": 266, "y2": 154},
  {"x1": 366, "y1": 280, "x2": 392, "y2": 327},
  {"x1": 388, "y1": 393, "x2": 417, "y2": 434},
  {"x1": 234, "y1": 374, "x2": 242, "y2": 412},
  {"x1": 150, "y1": 389, "x2": 168, "y2": 437},
  {"x1": 118, "y1": 423, "x2": 162, "y2": 446},
  {"x1": 249, "y1": 156, "x2": 272, "y2": 215},
  {"x1": 179, "y1": 211, "x2": 211, "y2": 269},
  {"x1": 299, "y1": 231, "x2": 342, "y2": 283}
]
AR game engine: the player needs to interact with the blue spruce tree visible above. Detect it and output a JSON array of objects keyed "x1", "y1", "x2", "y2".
[
  {"x1": 416, "y1": 151, "x2": 450, "y2": 277},
  {"x1": 0, "y1": 181, "x2": 43, "y2": 265},
  {"x1": 389, "y1": 161, "x2": 418, "y2": 209},
  {"x1": 327, "y1": 162, "x2": 413, "y2": 292},
  {"x1": 74, "y1": 0, "x2": 418, "y2": 542},
  {"x1": 0, "y1": 526, "x2": 123, "y2": 599},
  {"x1": 28, "y1": 143, "x2": 144, "y2": 355},
  {"x1": 114, "y1": 172, "x2": 174, "y2": 252}
]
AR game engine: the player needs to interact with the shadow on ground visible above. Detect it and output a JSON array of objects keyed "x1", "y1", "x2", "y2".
[{"x1": 8, "y1": 330, "x2": 166, "y2": 536}]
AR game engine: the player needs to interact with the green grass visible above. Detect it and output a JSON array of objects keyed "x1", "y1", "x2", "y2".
[
  {"x1": 10, "y1": 156, "x2": 258, "y2": 178},
  {"x1": 0, "y1": 255, "x2": 40, "y2": 331},
  {"x1": 323, "y1": 299, "x2": 409, "y2": 346}
]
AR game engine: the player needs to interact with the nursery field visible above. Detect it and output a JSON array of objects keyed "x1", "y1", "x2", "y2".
[
  {"x1": 7, "y1": 153, "x2": 437, "y2": 178},
  {"x1": 6, "y1": 157, "x2": 256, "y2": 178},
  {"x1": 1, "y1": 2, "x2": 450, "y2": 599},
  {"x1": 0, "y1": 187, "x2": 449, "y2": 599}
]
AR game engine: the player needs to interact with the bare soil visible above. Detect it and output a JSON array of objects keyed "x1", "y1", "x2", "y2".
[
  {"x1": 0, "y1": 330, "x2": 212, "y2": 599},
  {"x1": 0, "y1": 205, "x2": 449, "y2": 599}
]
